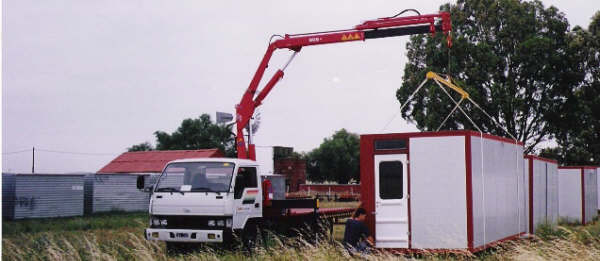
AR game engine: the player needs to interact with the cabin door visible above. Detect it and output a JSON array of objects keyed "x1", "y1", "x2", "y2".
[{"x1": 374, "y1": 154, "x2": 408, "y2": 248}]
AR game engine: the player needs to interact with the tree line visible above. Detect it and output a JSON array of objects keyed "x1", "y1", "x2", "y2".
[{"x1": 129, "y1": 0, "x2": 600, "y2": 183}]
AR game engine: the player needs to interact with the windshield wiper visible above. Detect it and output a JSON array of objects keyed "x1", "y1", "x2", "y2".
[
  {"x1": 190, "y1": 187, "x2": 214, "y2": 192},
  {"x1": 155, "y1": 187, "x2": 179, "y2": 192}
]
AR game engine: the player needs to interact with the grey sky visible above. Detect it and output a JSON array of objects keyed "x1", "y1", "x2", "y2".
[{"x1": 3, "y1": 0, "x2": 599, "y2": 173}]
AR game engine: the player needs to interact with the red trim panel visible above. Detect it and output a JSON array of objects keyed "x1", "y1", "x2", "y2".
[
  {"x1": 376, "y1": 232, "x2": 526, "y2": 254},
  {"x1": 559, "y1": 166, "x2": 598, "y2": 170},
  {"x1": 581, "y1": 169, "x2": 586, "y2": 225},
  {"x1": 470, "y1": 233, "x2": 526, "y2": 253},
  {"x1": 360, "y1": 137, "x2": 376, "y2": 239},
  {"x1": 524, "y1": 155, "x2": 558, "y2": 164},
  {"x1": 465, "y1": 135, "x2": 474, "y2": 250}
]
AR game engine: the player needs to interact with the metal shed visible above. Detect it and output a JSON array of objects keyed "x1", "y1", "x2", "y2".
[
  {"x1": 84, "y1": 173, "x2": 157, "y2": 214},
  {"x1": 360, "y1": 130, "x2": 526, "y2": 253},
  {"x1": 558, "y1": 166, "x2": 598, "y2": 224},
  {"x1": 524, "y1": 155, "x2": 559, "y2": 234},
  {"x1": 2, "y1": 173, "x2": 85, "y2": 220}
]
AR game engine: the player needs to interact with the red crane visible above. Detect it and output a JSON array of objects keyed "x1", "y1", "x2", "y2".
[{"x1": 235, "y1": 10, "x2": 452, "y2": 160}]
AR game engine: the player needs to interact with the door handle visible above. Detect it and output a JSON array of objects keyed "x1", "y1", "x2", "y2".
[
  {"x1": 255, "y1": 203, "x2": 260, "y2": 208},
  {"x1": 156, "y1": 195, "x2": 162, "y2": 199}
]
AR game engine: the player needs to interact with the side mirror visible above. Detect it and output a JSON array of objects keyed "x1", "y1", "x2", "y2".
[{"x1": 136, "y1": 175, "x2": 145, "y2": 190}]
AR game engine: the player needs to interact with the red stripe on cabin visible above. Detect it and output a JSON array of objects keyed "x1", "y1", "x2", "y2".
[
  {"x1": 524, "y1": 155, "x2": 558, "y2": 164},
  {"x1": 465, "y1": 135, "x2": 474, "y2": 251},
  {"x1": 528, "y1": 157, "x2": 534, "y2": 234}
]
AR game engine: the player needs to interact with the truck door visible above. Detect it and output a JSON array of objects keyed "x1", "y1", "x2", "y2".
[
  {"x1": 233, "y1": 166, "x2": 262, "y2": 229},
  {"x1": 374, "y1": 154, "x2": 408, "y2": 248}
]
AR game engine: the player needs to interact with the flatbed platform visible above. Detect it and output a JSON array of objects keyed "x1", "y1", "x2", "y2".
[{"x1": 289, "y1": 207, "x2": 355, "y2": 219}]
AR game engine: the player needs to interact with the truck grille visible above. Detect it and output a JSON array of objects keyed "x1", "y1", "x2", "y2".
[{"x1": 151, "y1": 215, "x2": 232, "y2": 230}]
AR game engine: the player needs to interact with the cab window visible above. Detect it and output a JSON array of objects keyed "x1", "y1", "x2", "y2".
[{"x1": 234, "y1": 167, "x2": 257, "y2": 199}]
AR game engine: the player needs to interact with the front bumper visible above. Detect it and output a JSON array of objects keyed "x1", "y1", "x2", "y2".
[{"x1": 145, "y1": 228, "x2": 226, "y2": 243}]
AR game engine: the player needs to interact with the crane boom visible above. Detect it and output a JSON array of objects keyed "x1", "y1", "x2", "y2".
[{"x1": 236, "y1": 11, "x2": 451, "y2": 159}]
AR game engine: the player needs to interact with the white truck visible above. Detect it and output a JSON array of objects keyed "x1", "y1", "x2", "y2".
[{"x1": 139, "y1": 157, "x2": 353, "y2": 251}]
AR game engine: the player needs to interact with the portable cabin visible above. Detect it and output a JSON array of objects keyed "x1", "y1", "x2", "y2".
[
  {"x1": 2, "y1": 173, "x2": 85, "y2": 219},
  {"x1": 360, "y1": 130, "x2": 526, "y2": 253},
  {"x1": 524, "y1": 155, "x2": 559, "y2": 234},
  {"x1": 558, "y1": 166, "x2": 598, "y2": 224}
]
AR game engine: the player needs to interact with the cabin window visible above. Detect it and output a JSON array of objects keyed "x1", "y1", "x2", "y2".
[
  {"x1": 375, "y1": 139, "x2": 407, "y2": 150},
  {"x1": 379, "y1": 161, "x2": 403, "y2": 199},
  {"x1": 234, "y1": 167, "x2": 258, "y2": 199}
]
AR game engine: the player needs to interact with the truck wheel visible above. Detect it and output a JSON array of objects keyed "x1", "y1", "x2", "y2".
[
  {"x1": 242, "y1": 222, "x2": 258, "y2": 251},
  {"x1": 166, "y1": 242, "x2": 189, "y2": 255}
]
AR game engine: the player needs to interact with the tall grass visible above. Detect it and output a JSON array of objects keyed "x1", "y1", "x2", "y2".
[{"x1": 3, "y1": 212, "x2": 600, "y2": 260}]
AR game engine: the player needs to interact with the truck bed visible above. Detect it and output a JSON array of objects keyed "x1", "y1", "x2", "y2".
[{"x1": 288, "y1": 207, "x2": 355, "y2": 219}]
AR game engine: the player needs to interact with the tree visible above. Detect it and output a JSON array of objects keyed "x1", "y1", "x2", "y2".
[
  {"x1": 306, "y1": 129, "x2": 360, "y2": 184},
  {"x1": 131, "y1": 114, "x2": 236, "y2": 156},
  {"x1": 398, "y1": 0, "x2": 577, "y2": 154},
  {"x1": 128, "y1": 142, "x2": 154, "y2": 152},
  {"x1": 544, "y1": 11, "x2": 600, "y2": 165}
]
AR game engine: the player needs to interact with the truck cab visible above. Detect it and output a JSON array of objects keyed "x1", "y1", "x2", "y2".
[{"x1": 144, "y1": 158, "x2": 262, "y2": 244}]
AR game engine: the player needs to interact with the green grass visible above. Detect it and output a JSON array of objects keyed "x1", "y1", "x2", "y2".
[
  {"x1": 2, "y1": 211, "x2": 148, "y2": 236},
  {"x1": 3, "y1": 209, "x2": 600, "y2": 260}
]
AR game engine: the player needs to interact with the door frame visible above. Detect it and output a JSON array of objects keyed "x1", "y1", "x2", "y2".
[{"x1": 373, "y1": 153, "x2": 410, "y2": 248}]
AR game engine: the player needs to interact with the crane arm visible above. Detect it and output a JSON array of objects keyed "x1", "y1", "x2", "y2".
[{"x1": 236, "y1": 11, "x2": 452, "y2": 159}]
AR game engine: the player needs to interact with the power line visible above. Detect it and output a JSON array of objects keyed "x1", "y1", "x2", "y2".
[
  {"x1": 36, "y1": 148, "x2": 119, "y2": 156},
  {"x1": 2, "y1": 149, "x2": 31, "y2": 155}
]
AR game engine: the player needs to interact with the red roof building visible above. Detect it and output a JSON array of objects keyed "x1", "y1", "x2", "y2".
[{"x1": 97, "y1": 149, "x2": 224, "y2": 174}]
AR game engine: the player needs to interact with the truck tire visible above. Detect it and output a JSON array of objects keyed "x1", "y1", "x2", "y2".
[
  {"x1": 242, "y1": 221, "x2": 259, "y2": 251},
  {"x1": 166, "y1": 242, "x2": 183, "y2": 255}
]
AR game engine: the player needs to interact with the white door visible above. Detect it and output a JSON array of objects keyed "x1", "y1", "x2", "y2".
[
  {"x1": 232, "y1": 166, "x2": 262, "y2": 230},
  {"x1": 374, "y1": 154, "x2": 408, "y2": 248}
]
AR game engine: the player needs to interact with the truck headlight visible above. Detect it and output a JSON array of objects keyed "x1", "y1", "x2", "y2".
[
  {"x1": 226, "y1": 218, "x2": 233, "y2": 228},
  {"x1": 217, "y1": 220, "x2": 225, "y2": 227},
  {"x1": 160, "y1": 219, "x2": 168, "y2": 227},
  {"x1": 208, "y1": 220, "x2": 216, "y2": 227}
]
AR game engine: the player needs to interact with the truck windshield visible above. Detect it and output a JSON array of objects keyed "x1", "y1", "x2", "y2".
[{"x1": 154, "y1": 162, "x2": 235, "y2": 193}]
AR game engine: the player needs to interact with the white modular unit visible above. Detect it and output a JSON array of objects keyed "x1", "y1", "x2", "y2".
[
  {"x1": 524, "y1": 156, "x2": 559, "y2": 234},
  {"x1": 558, "y1": 167, "x2": 598, "y2": 224},
  {"x1": 598, "y1": 167, "x2": 600, "y2": 210},
  {"x1": 360, "y1": 131, "x2": 526, "y2": 253}
]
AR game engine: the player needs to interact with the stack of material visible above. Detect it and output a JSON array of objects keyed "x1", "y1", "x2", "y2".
[
  {"x1": 524, "y1": 155, "x2": 559, "y2": 234},
  {"x1": 558, "y1": 166, "x2": 598, "y2": 224},
  {"x1": 2, "y1": 173, "x2": 85, "y2": 220}
]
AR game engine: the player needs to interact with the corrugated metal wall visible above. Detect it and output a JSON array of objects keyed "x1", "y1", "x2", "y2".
[
  {"x1": 2, "y1": 173, "x2": 16, "y2": 219},
  {"x1": 470, "y1": 136, "x2": 526, "y2": 249},
  {"x1": 2, "y1": 174, "x2": 84, "y2": 219},
  {"x1": 84, "y1": 174, "x2": 157, "y2": 214},
  {"x1": 584, "y1": 168, "x2": 598, "y2": 223}
]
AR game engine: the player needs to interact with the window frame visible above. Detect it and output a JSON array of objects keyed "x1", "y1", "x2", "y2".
[{"x1": 378, "y1": 160, "x2": 404, "y2": 200}]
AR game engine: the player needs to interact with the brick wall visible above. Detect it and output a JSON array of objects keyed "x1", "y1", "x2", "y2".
[{"x1": 274, "y1": 158, "x2": 306, "y2": 192}]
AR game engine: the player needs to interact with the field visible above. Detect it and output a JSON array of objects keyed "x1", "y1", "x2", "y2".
[{"x1": 3, "y1": 204, "x2": 600, "y2": 260}]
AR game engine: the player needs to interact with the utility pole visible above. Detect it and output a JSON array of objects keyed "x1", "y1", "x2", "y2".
[{"x1": 32, "y1": 147, "x2": 35, "y2": 174}]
